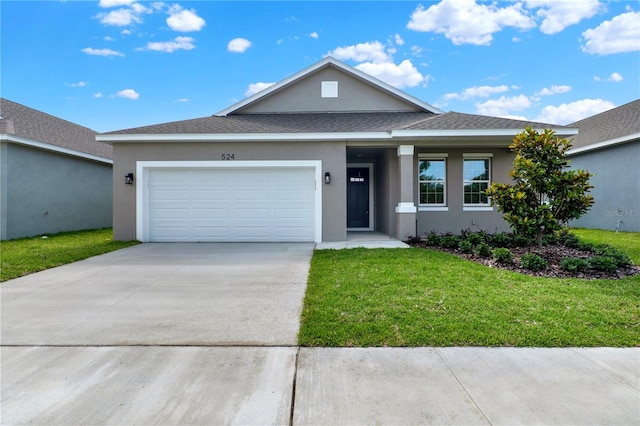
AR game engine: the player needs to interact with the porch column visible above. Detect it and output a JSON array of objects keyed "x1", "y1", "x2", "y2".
[{"x1": 395, "y1": 145, "x2": 416, "y2": 240}]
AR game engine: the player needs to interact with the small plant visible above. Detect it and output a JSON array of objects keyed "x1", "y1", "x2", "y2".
[
  {"x1": 489, "y1": 232, "x2": 512, "y2": 248},
  {"x1": 588, "y1": 256, "x2": 617, "y2": 273},
  {"x1": 558, "y1": 231, "x2": 581, "y2": 249},
  {"x1": 542, "y1": 233, "x2": 559, "y2": 246},
  {"x1": 475, "y1": 242, "x2": 492, "y2": 258},
  {"x1": 493, "y1": 247, "x2": 514, "y2": 264},
  {"x1": 513, "y1": 234, "x2": 534, "y2": 247},
  {"x1": 441, "y1": 234, "x2": 460, "y2": 249},
  {"x1": 594, "y1": 245, "x2": 633, "y2": 268},
  {"x1": 425, "y1": 231, "x2": 442, "y2": 247},
  {"x1": 561, "y1": 257, "x2": 589, "y2": 273},
  {"x1": 458, "y1": 240, "x2": 474, "y2": 254},
  {"x1": 405, "y1": 235, "x2": 422, "y2": 245},
  {"x1": 578, "y1": 240, "x2": 595, "y2": 252},
  {"x1": 466, "y1": 232, "x2": 487, "y2": 246},
  {"x1": 521, "y1": 253, "x2": 548, "y2": 272}
]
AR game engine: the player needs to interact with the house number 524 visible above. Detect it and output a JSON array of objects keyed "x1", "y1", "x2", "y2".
[{"x1": 221, "y1": 153, "x2": 235, "y2": 160}]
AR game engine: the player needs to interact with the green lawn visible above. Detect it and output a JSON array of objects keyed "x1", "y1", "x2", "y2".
[
  {"x1": 299, "y1": 229, "x2": 640, "y2": 347},
  {"x1": 1, "y1": 229, "x2": 139, "y2": 282}
]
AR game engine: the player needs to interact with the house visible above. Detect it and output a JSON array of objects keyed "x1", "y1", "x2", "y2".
[
  {"x1": 98, "y1": 57, "x2": 577, "y2": 243},
  {"x1": 0, "y1": 98, "x2": 113, "y2": 240},
  {"x1": 567, "y1": 99, "x2": 640, "y2": 233}
]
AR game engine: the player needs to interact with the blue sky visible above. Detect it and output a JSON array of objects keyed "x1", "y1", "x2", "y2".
[{"x1": 2, "y1": 0, "x2": 639, "y2": 132}]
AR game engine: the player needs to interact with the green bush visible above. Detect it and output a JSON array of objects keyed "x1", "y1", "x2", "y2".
[
  {"x1": 466, "y1": 232, "x2": 486, "y2": 246},
  {"x1": 561, "y1": 257, "x2": 590, "y2": 273},
  {"x1": 425, "y1": 232, "x2": 442, "y2": 247},
  {"x1": 489, "y1": 232, "x2": 512, "y2": 248},
  {"x1": 441, "y1": 234, "x2": 460, "y2": 249},
  {"x1": 559, "y1": 231, "x2": 581, "y2": 248},
  {"x1": 475, "y1": 242, "x2": 492, "y2": 258},
  {"x1": 405, "y1": 235, "x2": 422, "y2": 245},
  {"x1": 542, "y1": 233, "x2": 559, "y2": 245},
  {"x1": 594, "y1": 245, "x2": 633, "y2": 268},
  {"x1": 521, "y1": 253, "x2": 548, "y2": 272},
  {"x1": 578, "y1": 241, "x2": 595, "y2": 252},
  {"x1": 458, "y1": 240, "x2": 474, "y2": 254},
  {"x1": 588, "y1": 256, "x2": 617, "y2": 273},
  {"x1": 493, "y1": 247, "x2": 514, "y2": 264},
  {"x1": 513, "y1": 234, "x2": 534, "y2": 247}
]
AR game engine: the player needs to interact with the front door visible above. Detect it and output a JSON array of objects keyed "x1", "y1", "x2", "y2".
[{"x1": 347, "y1": 166, "x2": 371, "y2": 229}]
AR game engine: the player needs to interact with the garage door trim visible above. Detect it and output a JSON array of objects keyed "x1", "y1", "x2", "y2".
[{"x1": 136, "y1": 160, "x2": 323, "y2": 242}]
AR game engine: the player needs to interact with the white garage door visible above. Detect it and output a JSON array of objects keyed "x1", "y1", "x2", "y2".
[{"x1": 146, "y1": 167, "x2": 317, "y2": 242}]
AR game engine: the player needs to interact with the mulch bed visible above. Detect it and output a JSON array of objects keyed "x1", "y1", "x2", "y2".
[{"x1": 409, "y1": 242, "x2": 640, "y2": 279}]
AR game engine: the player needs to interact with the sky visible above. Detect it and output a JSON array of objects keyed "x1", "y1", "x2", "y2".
[{"x1": 2, "y1": 0, "x2": 639, "y2": 133}]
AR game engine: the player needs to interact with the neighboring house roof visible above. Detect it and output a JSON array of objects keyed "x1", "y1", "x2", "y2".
[
  {"x1": 568, "y1": 99, "x2": 640, "y2": 155},
  {"x1": 0, "y1": 98, "x2": 112, "y2": 162}
]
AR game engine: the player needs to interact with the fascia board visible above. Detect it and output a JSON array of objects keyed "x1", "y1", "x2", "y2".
[
  {"x1": 392, "y1": 127, "x2": 579, "y2": 138},
  {"x1": 97, "y1": 131, "x2": 392, "y2": 143},
  {"x1": 567, "y1": 132, "x2": 640, "y2": 156},
  {"x1": 0, "y1": 134, "x2": 113, "y2": 164}
]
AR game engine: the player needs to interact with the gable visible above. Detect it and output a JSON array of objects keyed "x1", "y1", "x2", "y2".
[{"x1": 217, "y1": 57, "x2": 441, "y2": 116}]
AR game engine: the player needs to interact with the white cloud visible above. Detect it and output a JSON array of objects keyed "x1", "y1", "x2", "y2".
[
  {"x1": 609, "y1": 72, "x2": 624, "y2": 82},
  {"x1": 535, "y1": 99, "x2": 616, "y2": 124},
  {"x1": 68, "y1": 81, "x2": 88, "y2": 88},
  {"x1": 410, "y1": 45, "x2": 423, "y2": 56},
  {"x1": 93, "y1": 93, "x2": 104, "y2": 98},
  {"x1": 355, "y1": 59, "x2": 426, "y2": 89},
  {"x1": 326, "y1": 41, "x2": 390, "y2": 63},
  {"x1": 166, "y1": 5, "x2": 205, "y2": 32},
  {"x1": 104, "y1": 36, "x2": 115, "y2": 41},
  {"x1": 525, "y1": 0, "x2": 600, "y2": 34},
  {"x1": 146, "y1": 36, "x2": 195, "y2": 52},
  {"x1": 228, "y1": 38, "x2": 252, "y2": 53},
  {"x1": 245, "y1": 82, "x2": 276, "y2": 97},
  {"x1": 99, "y1": 0, "x2": 135, "y2": 7},
  {"x1": 121, "y1": 29, "x2": 132, "y2": 35},
  {"x1": 174, "y1": 98, "x2": 190, "y2": 102},
  {"x1": 407, "y1": 0, "x2": 535, "y2": 46},
  {"x1": 98, "y1": 8, "x2": 142, "y2": 26},
  {"x1": 581, "y1": 11, "x2": 640, "y2": 55},
  {"x1": 535, "y1": 85, "x2": 572, "y2": 96},
  {"x1": 114, "y1": 89, "x2": 139, "y2": 100},
  {"x1": 475, "y1": 95, "x2": 532, "y2": 116},
  {"x1": 309, "y1": 32, "x2": 319, "y2": 39},
  {"x1": 82, "y1": 47, "x2": 124, "y2": 57},
  {"x1": 444, "y1": 85, "x2": 510, "y2": 101},
  {"x1": 394, "y1": 33, "x2": 405, "y2": 46}
]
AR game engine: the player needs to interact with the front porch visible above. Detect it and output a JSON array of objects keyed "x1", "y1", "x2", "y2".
[{"x1": 315, "y1": 232, "x2": 409, "y2": 250}]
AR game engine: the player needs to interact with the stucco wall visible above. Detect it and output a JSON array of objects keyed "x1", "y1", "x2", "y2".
[
  {"x1": 569, "y1": 141, "x2": 640, "y2": 232},
  {"x1": 112, "y1": 141, "x2": 347, "y2": 242},
  {"x1": 415, "y1": 148, "x2": 512, "y2": 236},
  {"x1": 1, "y1": 143, "x2": 113, "y2": 240}
]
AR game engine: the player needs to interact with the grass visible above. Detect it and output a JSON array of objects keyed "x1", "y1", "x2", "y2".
[
  {"x1": 299, "y1": 229, "x2": 640, "y2": 347},
  {"x1": 1, "y1": 228, "x2": 139, "y2": 282}
]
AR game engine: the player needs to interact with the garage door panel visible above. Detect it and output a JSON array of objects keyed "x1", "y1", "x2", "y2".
[{"x1": 146, "y1": 167, "x2": 317, "y2": 242}]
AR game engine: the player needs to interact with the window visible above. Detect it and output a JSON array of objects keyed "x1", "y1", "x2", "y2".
[
  {"x1": 419, "y1": 158, "x2": 446, "y2": 206},
  {"x1": 463, "y1": 157, "x2": 491, "y2": 205}
]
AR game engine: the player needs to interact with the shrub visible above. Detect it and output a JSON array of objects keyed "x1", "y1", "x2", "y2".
[
  {"x1": 475, "y1": 242, "x2": 492, "y2": 258},
  {"x1": 405, "y1": 235, "x2": 422, "y2": 245},
  {"x1": 578, "y1": 241, "x2": 595, "y2": 252},
  {"x1": 542, "y1": 233, "x2": 559, "y2": 245},
  {"x1": 594, "y1": 245, "x2": 633, "y2": 268},
  {"x1": 425, "y1": 232, "x2": 442, "y2": 247},
  {"x1": 513, "y1": 234, "x2": 534, "y2": 247},
  {"x1": 521, "y1": 253, "x2": 548, "y2": 272},
  {"x1": 489, "y1": 232, "x2": 512, "y2": 248},
  {"x1": 561, "y1": 257, "x2": 589, "y2": 273},
  {"x1": 588, "y1": 256, "x2": 617, "y2": 273},
  {"x1": 466, "y1": 232, "x2": 486, "y2": 246},
  {"x1": 493, "y1": 247, "x2": 514, "y2": 264},
  {"x1": 458, "y1": 240, "x2": 474, "y2": 254},
  {"x1": 558, "y1": 231, "x2": 580, "y2": 249},
  {"x1": 441, "y1": 234, "x2": 460, "y2": 249}
]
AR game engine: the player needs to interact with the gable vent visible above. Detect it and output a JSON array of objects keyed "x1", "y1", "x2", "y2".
[{"x1": 321, "y1": 81, "x2": 338, "y2": 98}]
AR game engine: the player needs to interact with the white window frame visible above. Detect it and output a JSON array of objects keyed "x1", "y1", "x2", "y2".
[
  {"x1": 418, "y1": 153, "x2": 448, "y2": 212},
  {"x1": 463, "y1": 153, "x2": 493, "y2": 211}
]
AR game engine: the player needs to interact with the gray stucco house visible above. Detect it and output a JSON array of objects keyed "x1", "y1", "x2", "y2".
[
  {"x1": 567, "y1": 99, "x2": 640, "y2": 233},
  {"x1": 0, "y1": 98, "x2": 113, "y2": 240},
  {"x1": 98, "y1": 57, "x2": 576, "y2": 243}
]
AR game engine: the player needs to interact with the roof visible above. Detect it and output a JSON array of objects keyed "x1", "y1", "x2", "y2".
[
  {"x1": 568, "y1": 99, "x2": 640, "y2": 154},
  {"x1": 216, "y1": 57, "x2": 443, "y2": 116},
  {"x1": 0, "y1": 98, "x2": 112, "y2": 161}
]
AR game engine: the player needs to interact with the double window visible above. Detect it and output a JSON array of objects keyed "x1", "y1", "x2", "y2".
[{"x1": 418, "y1": 154, "x2": 492, "y2": 208}]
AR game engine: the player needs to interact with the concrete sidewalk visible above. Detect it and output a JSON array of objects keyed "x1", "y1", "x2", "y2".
[{"x1": 2, "y1": 243, "x2": 639, "y2": 425}]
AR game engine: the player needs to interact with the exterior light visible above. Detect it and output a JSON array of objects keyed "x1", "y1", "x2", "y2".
[
  {"x1": 324, "y1": 172, "x2": 331, "y2": 184},
  {"x1": 125, "y1": 173, "x2": 134, "y2": 185}
]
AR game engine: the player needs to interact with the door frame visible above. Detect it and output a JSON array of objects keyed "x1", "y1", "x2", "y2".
[
  {"x1": 135, "y1": 160, "x2": 323, "y2": 243},
  {"x1": 346, "y1": 163, "x2": 374, "y2": 231}
]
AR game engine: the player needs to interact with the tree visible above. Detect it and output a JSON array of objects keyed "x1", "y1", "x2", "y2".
[{"x1": 486, "y1": 127, "x2": 594, "y2": 248}]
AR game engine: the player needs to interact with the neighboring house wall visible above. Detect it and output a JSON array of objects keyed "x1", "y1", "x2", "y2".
[
  {"x1": 569, "y1": 141, "x2": 640, "y2": 232},
  {"x1": 112, "y1": 141, "x2": 348, "y2": 242},
  {"x1": 1, "y1": 143, "x2": 112, "y2": 240}
]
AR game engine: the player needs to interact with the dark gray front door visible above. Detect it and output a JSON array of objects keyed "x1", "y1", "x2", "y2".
[{"x1": 347, "y1": 167, "x2": 370, "y2": 228}]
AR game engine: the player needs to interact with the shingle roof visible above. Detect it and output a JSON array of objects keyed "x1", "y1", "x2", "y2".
[
  {"x1": 0, "y1": 98, "x2": 112, "y2": 159},
  {"x1": 102, "y1": 111, "x2": 570, "y2": 136},
  {"x1": 569, "y1": 99, "x2": 640, "y2": 149}
]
